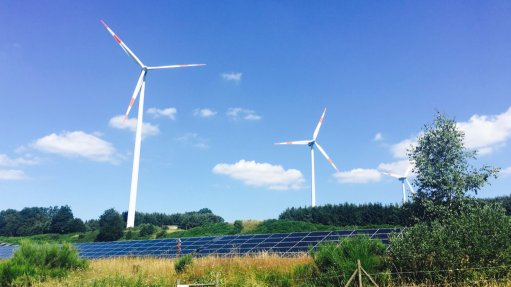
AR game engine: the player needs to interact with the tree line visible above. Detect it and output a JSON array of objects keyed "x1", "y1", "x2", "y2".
[
  {"x1": 279, "y1": 203, "x2": 411, "y2": 227},
  {"x1": 121, "y1": 208, "x2": 225, "y2": 229},
  {"x1": 278, "y1": 195, "x2": 510, "y2": 227},
  {"x1": 0, "y1": 205, "x2": 225, "y2": 239},
  {"x1": 0, "y1": 206, "x2": 86, "y2": 236}
]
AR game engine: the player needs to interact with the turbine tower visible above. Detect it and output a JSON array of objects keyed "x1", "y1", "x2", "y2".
[
  {"x1": 275, "y1": 108, "x2": 339, "y2": 207},
  {"x1": 101, "y1": 20, "x2": 205, "y2": 228},
  {"x1": 381, "y1": 165, "x2": 415, "y2": 204}
]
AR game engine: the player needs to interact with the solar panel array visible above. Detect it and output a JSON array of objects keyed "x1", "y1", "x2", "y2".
[
  {"x1": 0, "y1": 228, "x2": 400, "y2": 260},
  {"x1": 0, "y1": 245, "x2": 16, "y2": 259}
]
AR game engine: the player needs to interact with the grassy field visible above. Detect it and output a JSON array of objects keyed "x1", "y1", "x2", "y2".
[
  {"x1": 23, "y1": 255, "x2": 511, "y2": 287},
  {"x1": 32, "y1": 253, "x2": 312, "y2": 287}
]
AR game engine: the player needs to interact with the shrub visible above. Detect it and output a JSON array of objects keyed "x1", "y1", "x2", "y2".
[
  {"x1": 96, "y1": 208, "x2": 124, "y2": 242},
  {"x1": 0, "y1": 240, "x2": 88, "y2": 286},
  {"x1": 174, "y1": 253, "x2": 193, "y2": 273},
  {"x1": 295, "y1": 236, "x2": 388, "y2": 286},
  {"x1": 388, "y1": 201, "x2": 511, "y2": 285},
  {"x1": 138, "y1": 224, "x2": 157, "y2": 237}
]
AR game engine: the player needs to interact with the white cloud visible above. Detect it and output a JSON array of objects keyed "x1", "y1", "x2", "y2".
[
  {"x1": 502, "y1": 166, "x2": 511, "y2": 177},
  {"x1": 334, "y1": 168, "x2": 381, "y2": 184},
  {"x1": 213, "y1": 160, "x2": 305, "y2": 190},
  {"x1": 109, "y1": 115, "x2": 160, "y2": 138},
  {"x1": 33, "y1": 131, "x2": 117, "y2": 163},
  {"x1": 373, "y1": 132, "x2": 383, "y2": 142},
  {"x1": 221, "y1": 72, "x2": 242, "y2": 82},
  {"x1": 0, "y1": 154, "x2": 39, "y2": 167},
  {"x1": 457, "y1": 107, "x2": 511, "y2": 155},
  {"x1": 378, "y1": 159, "x2": 414, "y2": 176},
  {"x1": 390, "y1": 137, "x2": 417, "y2": 159},
  {"x1": 147, "y1": 107, "x2": 177, "y2": 119},
  {"x1": 227, "y1": 108, "x2": 262, "y2": 121},
  {"x1": 193, "y1": 108, "x2": 217, "y2": 118},
  {"x1": 389, "y1": 108, "x2": 511, "y2": 158},
  {"x1": 176, "y1": 133, "x2": 209, "y2": 149},
  {"x1": 0, "y1": 169, "x2": 27, "y2": 180}
]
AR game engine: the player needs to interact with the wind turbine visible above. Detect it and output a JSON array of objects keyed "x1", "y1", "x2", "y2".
[
  {"x1": 381, "y1": 165, "x2": 415, "y2": 204},
  {"x1": 101, "y1": 20, "x2": 205, "y2": 228},
  {"x1": 275, "y1": 108, "x2": 339, "y2": 207}
]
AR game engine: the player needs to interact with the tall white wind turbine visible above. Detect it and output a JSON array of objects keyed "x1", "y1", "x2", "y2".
[
  {"x1": 101, "y1": 20, "x2": 205, "y2": 228},
  {"x1": 275, "y1": 108, "x2": 339, "y2": 207},
  {"x1": 382, "y1": 165, "x2": 415, "y2": 204}
]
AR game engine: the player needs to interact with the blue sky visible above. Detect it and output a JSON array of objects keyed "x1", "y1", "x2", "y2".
[{"x1": 1, "y1": 1, "x2": 510, "y2": 222}]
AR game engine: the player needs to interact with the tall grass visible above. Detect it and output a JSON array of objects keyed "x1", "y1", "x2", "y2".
[{"x1": 33, "y1": 253, "x2": 311, "y2": 286}]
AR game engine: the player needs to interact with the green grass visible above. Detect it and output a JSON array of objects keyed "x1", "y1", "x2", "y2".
[{"x1": 0, "y1": 231, "x2": 98, "y2": 245}]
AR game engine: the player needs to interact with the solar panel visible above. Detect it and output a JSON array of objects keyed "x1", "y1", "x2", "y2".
[{"x1": 0, "y1": 228, "x2": 400, "y2": 260}]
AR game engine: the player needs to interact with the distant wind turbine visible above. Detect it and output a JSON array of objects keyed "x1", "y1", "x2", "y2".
[
  {"x1": 275, "y1": 108, "x2": 339, "y2": 207},
  {"x1": 101, "y1": 20, "x2": 205, "y2": 228},
  {"x1": 382, "y1": 165, "x2": 415, "y2": 204}
]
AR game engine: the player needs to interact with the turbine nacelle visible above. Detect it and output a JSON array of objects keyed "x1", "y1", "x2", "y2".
[{"x1": 381, "y1": 164, "x2": 415, "y2": 204}]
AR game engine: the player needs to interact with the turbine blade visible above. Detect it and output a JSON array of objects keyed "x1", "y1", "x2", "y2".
[
  {"x1": 405, "y1": 179, "x2": 415, "y2": 194},
  {"x1": 382, "y1": 172, "x2": 401, "y2": 179},
  {"x1": 123, "y1": 71, "x2": 146, "y2": 121},
  {"x1": 313, "y1": 108, "x2": 327, "y2": 141},
  {"x1": 275, "y1": 140, "x2": 311, "y2": 145},
  {"x1": 100, "y1": 20, "x2": 145, "y2": 68},
  {"x1": 314, "y1": 142, "x2": 339, "y2": 172},
  {"x1": 147, "y1": 64, "x2": 206, "y2": 70}
]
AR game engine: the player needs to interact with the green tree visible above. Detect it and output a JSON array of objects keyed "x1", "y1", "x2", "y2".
[
  {"x1": 409, "y1": 113, "x2": 499, "y2": 222},
  {"x1": 0, "y1": 209, "x2": 22, "y2": 236},
  {"x1": 96, "y1": 209, "x2": 124, "y2": 242},
  {"x1": 388, "y1": 113, "x2": 509, "y2": 285},
  {"x1": 388, "y1": 201, "x2": 511, "y2": 284},
  {"x1": 50, "y1": 206, "x2": 75, "y2": 234}
]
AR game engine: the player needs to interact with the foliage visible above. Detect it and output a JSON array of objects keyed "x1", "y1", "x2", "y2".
[
  {"x1": 0, "y1": 206, "x2": 85, "y2": 237},
  {"x1": 96, "y1": 209, "x2": 124, "y2": 242},
  {"x1": 84, "y1": 219, "x2": 100, "y2": 232},
  {"x1": 233, "y1": 220, "x2": 243, "y2": 233},
  {"x1": 0, "y1": 240, "x2": 88, "y2": 286},
  {"x1": 122, "y1": 208, "x2": 224, "y2": 229},
  {"x1": 174, "y1": 254, "x2": 193, "y2": 273},
  {"x1": 0, "y1": 231, "x2": 98, "y2": 245},
  {"x1": 484, "y1": 194, "x2": 511, "y2": 216},
  {"x1": 295, "y1": 236, "x2": 388, "y2": 286},
  {"x1": 138, "y1": 223, "x2": 157, "y2": 237},
  {"x1": 388, "y1": 201, "x2": 511, "y2": 285},
  {"x1": 279, "y1": 203, "x2": 411, "y2": 227},
  {"x1": 49, "y1": 205, "x2": 74, "y2": 234},
  {"x1": 409, "y1": 113, "x2": 499, "y2": 223}
]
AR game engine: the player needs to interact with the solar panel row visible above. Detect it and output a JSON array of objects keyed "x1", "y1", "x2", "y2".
[{"x1": 0, "y1": 228, "x2": 400, "y2": 260}]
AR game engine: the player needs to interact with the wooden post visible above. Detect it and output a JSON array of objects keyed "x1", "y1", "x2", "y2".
[
  {"x1": 357, "y1": 260, "x2": 363, "y2": 287},
  {"x1": 215, "y1": 272, "x2": 219, "y2": 287},
  {"x1": 344, "y1": 259, "x2": 379, "y2": 287}
]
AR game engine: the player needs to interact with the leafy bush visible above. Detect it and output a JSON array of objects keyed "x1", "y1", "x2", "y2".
[
  {"x1": 138, "y1": 224, "x2": 157, "y2": 237},
  {"x1": 388, "y1": 201, "x2": 511, "y2": 285},
  {"x1": 0, "y1": 240, "x2": 88, "y2": 286},
  {"x1": 295, "y1": 236, "x2": 388, "y2": 286},
  {"x1": 96, "y1": 208, "x2": 124, "y2": 242},
  {"x1": 174, "y1": 254, "x2": 193, "y2": 273}
]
